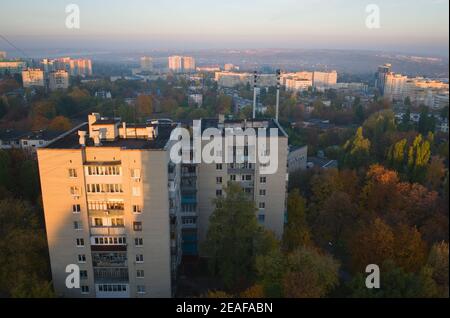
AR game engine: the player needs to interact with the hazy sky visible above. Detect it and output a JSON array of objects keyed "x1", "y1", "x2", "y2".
[{"x1": 0, "y1": 0, "x2": 449, "y2": 55}]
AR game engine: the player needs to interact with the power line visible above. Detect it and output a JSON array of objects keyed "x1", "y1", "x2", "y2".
[{"x1": 0, "y1": 33, "x2": 31, "y2": 60}]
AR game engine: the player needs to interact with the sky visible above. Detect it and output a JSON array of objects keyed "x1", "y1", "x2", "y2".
[{"x1": 0, "y1": 0, "x2": 449, "y2": 56}]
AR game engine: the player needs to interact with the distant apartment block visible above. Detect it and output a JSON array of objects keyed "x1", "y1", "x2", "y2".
[
  {"x1": 40, "y1": 57, "x2": 92, "y2": 77},
  {"x1": 140, "y1": 57, "x2": 153, "y2": 72},
  {"x1": 168, "y1": 56, "x2": 196, "y2": 73},
  {"x1": 0, "y1": 129, "x2": 64, "y2": 152},
  {"x1": 22, "y1": 68, "x2": 45, "y2": 88},
  {"x1": 49, "y1": 70, "x2": 69, "y2": 91},
  {"x1": 37, "y1": 114, "x2": 182, "y2": 298},
  {"x1": 0, "y1": 51, "x2": 6, "y2": 59},
  {"x1": 312, "y1": 71, "x2": 338, "y2": 91},
  {"x1": 288, "y1": 145, "x2": 308, "y2": 173},
  {"x1": 0, "y1": 60, "x2": 27, "y2": 75}
]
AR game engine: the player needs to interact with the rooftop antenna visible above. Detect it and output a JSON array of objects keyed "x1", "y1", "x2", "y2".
[
  {"x1": 252, "y1": 71, "x2": 258, "y2": 119},
  {"x1": 275, "y1": 69, "x2": 281, "y2": 122}
]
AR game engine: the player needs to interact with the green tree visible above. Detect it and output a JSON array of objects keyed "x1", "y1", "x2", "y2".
[
  {"x1": 202, "y1": 183, "x2": 262, "y2": 289},
  {"x1": 425, "y1": 242, "x2": 449, "y2": 297},
  {"x1": 283, "y1": 246, "x2": 340, "y2": 298},
  {"x1": 283, "y1": 189, "x2": 310, "y2": 251},
  {"x1": 343, "y1": 127, "x2": 371, "y2": 169},
  {"x1": 407, "y1": 134, "x2": 431, "y2": 183}
]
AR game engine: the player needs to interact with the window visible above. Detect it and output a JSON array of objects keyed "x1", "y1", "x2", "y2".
[
  {"x1": 133, "y1": 205, "x2": 142, "y2": 214},
  {"x1": 70, "y1": 186, "x2": 80, "y2": 197},
  {"x1": 260, "y1": 177, "x2": 267, "y2": 184},
  {"x1": 230, "y1": 175, "x2": 236, "y2": 181},
  {"x1": 133, "y1": 222, "x2": 143, "y2": 231},
  {"x1": 72, "y1": 204, "x2": 81, "y2": 213},
  {"x1": 135, "y1": 238, "x2": 143, "y2": 247},
  {"x1": 182, "y1": 217, "x2": 197, "y2": 225},
  {"x1": 258, "y1": 214, "x2": 266, "y2": 224},
  {"x1": 86, "y1": 184, "x2": 123, "y2": 193},
  {"x1": 131, "y1": 168, "x2": 141, "y2": 179},
  {"x1": 136, "y1": 270, "x2": 145, "y2": 278},
  {"x1": 68, "y1": 168, "x2": 77, "y2": 178},
  {"x1": 216, "y1": 164, "x2": 222, "y2": 170},
  {"x1": 132, "y1": 187, "x2": 141, "y2": 197},
  {"x1": 137, "y1": 285, "x2": 146, "y2": 294},
  {"x1": 216, "y1": 189, "x2": 222, "y2": 197},
  {"x1": 81, "y1": 286, "x2": 89, "y2": 294},
  {"x1": 94, "y1": 218, "x2": 103, "y2": 227},
  {"x1": 259, "y1": 202, "x2": 266, "y2": 209},
  {"x1": 245, "y1": 175, "x2": 252, "y2": 181},
  {"x1": 216, "y1": 177, "x2": 222, "y2": 184},
  {"x1": 136, "y1": 254, "x2": 144, "y2": 263},
  {"x1": 80, "y1": 270, "x2": 88, "y2": 280},
  {"x1": 111, "y1": 218, "x2": 124, "y2": 227},
  {"x1": 259, "y1": 189, "x2": 266, "y2": 196},
  {"x1": 74, "y1": 221, "x2": 82, "y2": 230},
  {"x1": 76, "y1": 238, "x2": 85, "y2": 247},
  {"x1": 78, "y1": 254, "x2": 86, "y2": 263}
]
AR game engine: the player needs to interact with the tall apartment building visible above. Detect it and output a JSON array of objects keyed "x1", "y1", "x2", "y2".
[
  {"x1": 179, "y1": 118, "x2": 289, "y2": 254},
  {"x1": 383, "y1": 72, "x2": 408, "y2": 100},
  {"x1": 140, "y1": 56, "x2": 153, "y2": 72},
  {"x1": 312, "y1": 71, "x2": 338, "y2": 91},
  {"x1": 168, "y1": 56, "x2": 195, "y2": 73},
  {"x1": 376, "y1": 63, "x2": 392, "y2": 93},
  {"x1": 37, "y1": 113, "x2": 182, "y2": 298},
  {"x1": 22, "y1": 68, "x2": 45, "y2": 88},
  {"x1": 69, "y1": 59, "x2": 93, "y2": 77},
  {"x1": 49, "y1": 70, "x2": 69, "y2": 91}
]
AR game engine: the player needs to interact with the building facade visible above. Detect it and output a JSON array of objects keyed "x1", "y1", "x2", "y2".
[
  {"x1": 49, "y1": 70, "x2": 69, "y2": 91},
  {"x1": 37, "y1": 114, "x2": 182, "y2": 298},
  {"x1": 22, "y1": 68, "x2": 45, "y2": 88}
]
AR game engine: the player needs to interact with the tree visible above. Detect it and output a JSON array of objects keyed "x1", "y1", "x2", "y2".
[
  {"x1": 425, "y1": 156, "x2": 446, "y2": 191},
  {"x1": 425, "y1": 242, "x2": 449, "y2": 297},
  {"x1": 387, "y1": 138, "x2": 407, "y2": 172},
  {"x1": 256, "y1": 248, "x2": 286, "y2": 297},
  {"x1": 136, "y1": 95, "x2": 153, "y2": 118},
  {"x1": 349, "y1": 218, "x2": 395, "y2": 273},
  {"x1": 313, "y1": 191, "x2": 359, "y2": 256},
  {"x1": 283, "y1": 189, "x2": 310, "y2": 251},
  {"x1": 283, "y1": 246, "x2": 340, "y2": 298},
  {"x1": 393, "y1": 224, "x2": 427, "y2": 272},
  {"x1": 343, "y1": 127, "x2": 371, "y2": 169},
  {"x1": 407, "y1": 134, "x2": 431, "y2": 183},
  {"x1": 48, "y1": 115, "x2": 72, "y2": 131},
  {"x1": 240, "y1": 284, "x2": 265, "y2": 298},
  {"x1": 347, "y1": 260, "x2": 438, "y2": 298},
  {"x1": 418, "y1": 106, "x2": 436, "y2": 135},
  {"x1": 202, "y1": 183, "x2": 262, "y2": 289}
]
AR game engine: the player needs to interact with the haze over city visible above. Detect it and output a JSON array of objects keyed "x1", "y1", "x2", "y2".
[{"x1": 0, "y1": 0, "x2": 449, "y2": 56}]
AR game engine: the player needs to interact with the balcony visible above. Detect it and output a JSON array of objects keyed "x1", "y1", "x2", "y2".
[
  {"x1": 94, "y1": 268, "x2": 129, "y2": 283},
  {"x1": 88, "y1": 209, "x2": 124, "y2": 217},
  {"x1": 181, "y1": 195, "x2": 197, "y2": 205},
  {"x1": 90, "y1": 227, "x2": 126, "y2": 236}
]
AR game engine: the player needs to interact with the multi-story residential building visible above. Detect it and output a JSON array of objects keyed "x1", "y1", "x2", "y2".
[
  {"x1": 178, "y1": 117, "x2": 289, "y2": 251},
  {"x1": 37, "y1": 113, "x2": 182, "y2": 298},
  {"x1": 22, "y1": 68, "x2": 45, "y2": 88},
  {"x1": 140, "y1": 57, "x2": 153, "y2": 72},
  {"x1": 168, "y1": 56, "x2": 196, "y2": 73},
  {"x1": 383, "y1": 72, "x2": 408, "y2": 100},
  {"x1": 69, "y1": 58, "x2": 93, "y2": 77},
  {"x1": 49, "y1": 70, "x2": 69, "y2": 91},
  {"x1": 376, "y1": 63, "x2": 392, "y2": 93},
  {"x1": 182, "y1": 56, "x2": 196, "y2": 72},
  {"x1": 168, "y1": 56, "x2": 183, "y2": 73},
  {"x1": 312, "y1": 71, "x2": 338, "y2": 91},
  {"x1": 0, "y1": 60, "x2": 27, "y2": 75},
  {"x1": 0, "y1": 51, "x2": 6, "y2": 59},
  {"x1": 285, "y1": 78, "x2": 313, "y2": 92}
]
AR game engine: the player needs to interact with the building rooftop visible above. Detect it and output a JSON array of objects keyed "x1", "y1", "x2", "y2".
[{"x1": 45, "y1": 123, "x2": 176, "y2": 150}]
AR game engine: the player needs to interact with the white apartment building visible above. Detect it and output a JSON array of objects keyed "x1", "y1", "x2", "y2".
[
  {"x1": 22, "y1": 68, "x2": 45, "y2": 88},
  {"x1": 384, "y1": 72, "x2": 408, "y2": 100},
  {"x1": 168, "y1": 56, "x2": 195, "y2": 73},
  {"x1": 312, "y1": 71, "x2": 338, "y2": 91},
  {"x1": 49, "y1": 70, "x2": 69, "y2": 91},
  {"x1": 140, "y1": 57, "x2": 153, "y2": 72}
]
